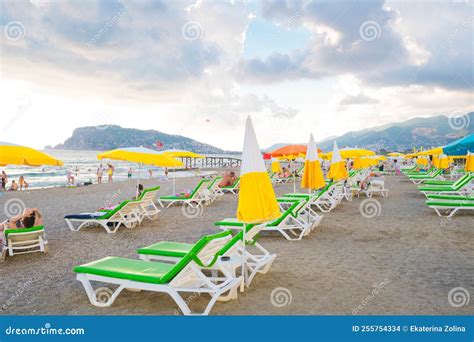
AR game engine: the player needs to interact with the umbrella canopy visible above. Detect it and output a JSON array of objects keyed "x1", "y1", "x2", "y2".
[
  {"x1": 269, "y1": 144, "x2": 307, "y2": 158},
  {"x1": 301, "y1": 134, "x2": 325, "y2": 190},
  {"x1": 416, "y1": 156, "x2": 429, "y2": 165},
  {"x1": 161, "y1": 149, "x2": 205, "y2": 159},
  {"x1": 443, "y1": 134, "x2": 474, "y2": 156},
  {"x1": 98, "y1": 147, "x2": 183, "y2": 167},
  {"x1": 388, "y1": 152, "x2": 404, "y2": 157},
  {"x1": 465, "y1": 151, "x2": 474, "y2": 172},
  {"x1": 0, "y1": 142, "x2": 63, "y2": 166},
  {"x1": 327, "y1": 142, "x2": 349, "y2": 181},
  {"x1": 322, "y1": 147, "x2": 375, "y2": 160},
  {"x1": 237, "y1": 117, "x2": 281, "y2": 223}
]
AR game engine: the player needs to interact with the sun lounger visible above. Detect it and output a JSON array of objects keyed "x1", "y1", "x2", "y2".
[
  {"x1": 136, "y1": 186, "x2": 161, "y2": 220},
  {"x1": 423, "y1": 173, "x2": 470, "y2": 186},
  {"x1": 138, "y1": 224, "x2": 275, "y2": 288},
  {"x1": 426, "y1": 195, "x2": 474, "y2": 217},
  {"x1": 207, "y1": 176, "x2": 224, "y2": 200},
  {"x1": 284, "y1": 182, "x2": 339, "y2": 212},
  {"x1": 418, "y1": 174, "x2": 473, "y2": 197},
  {"x1": 219, "y1": 177, "x2": 240, "y2": 194},
  {"x1": 215, "y1": 198, "x2": 316, "y2": 241},
  {"x1": 1, "y1": 225, "x2": 48, "y2": 261},
  {"x1": 364, "y1": 179, "x2": 389, "y2": 197},
  {"x1": 74, "y1": 231, "x2": 241, "y2": 315},
  {"x1": 409, "y1": 169, "x2": 444, "y2": 184},
  {"x1": 65, "y1": 200, "x2": 142, "y2": 233},
  {"x1": 159, "y1": 179, "x2": 211, "y2": 207}
]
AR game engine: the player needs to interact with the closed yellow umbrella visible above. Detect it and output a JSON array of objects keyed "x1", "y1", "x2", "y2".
[
  {"x1": 237, "y1": 117, "x2": 281, "y2": 223},
  {"x1": 301, "y1": 134, "x2": 325, "y2": 191},
  {"x1": 271, "y1": 159, "x2": 281, "y2": 173},
  {"x1": 465, "y1": 151, "x2": 474, "y2": 172},
  {"x1": 327, "y1": 142, "x2": 349, "y2": 181},
  {"x1": 416, "y1": 156, "x2": 429, "y2": 165},
  {"x1": 0, "y1": 142, "x2": 63, "y2": 166},
  {"x1": 438, "y1": 154, "x2": 449, "y2": 169},
  {"x1": 432, "y1": 155, "x2": 440, "y2": 168}
]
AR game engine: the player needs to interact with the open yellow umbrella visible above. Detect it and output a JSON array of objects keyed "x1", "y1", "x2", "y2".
[
  {"x1": 465, "y1": 151, "x2": 474, "y2": 172},
  {"x1": 0, "y1": 142, "x2": 63, "y2": 166},
  {"x1": 388, "y1": 152, "x2": 404, "y2": 157},
  {"x1": 301, "y1": 134, "x2": 325, "y2": 191},
  {"x1": 98, "y1": 147, "x2": 183, "y2": 194},
  {"x1": 161, "y1": 149, "x2": 205, "y2": 159},
  {"x1": 323, "y1": 147, "x2": 375, "y2": 160},
  {"x1": 327, "y1": 142, "x2": 349, "y2": 181}
]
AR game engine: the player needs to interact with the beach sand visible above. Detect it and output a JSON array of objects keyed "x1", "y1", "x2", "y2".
[{"x1": 0, "y1": 175, "x2": 472, "y2": 315}]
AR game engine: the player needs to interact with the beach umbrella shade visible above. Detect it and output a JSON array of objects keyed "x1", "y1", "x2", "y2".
[
  {"x1": 0, "y1": 142, "x2": 63, "y2": 166},
  {"x1": 388, "y1": 152, "x2": 404, "y2": 157},
  {"x1": 465, "y1": 151, "x2": 474, "y2": 172},
  {"x1": 98, "y1": 147, "x2": 183, "y2": 194},
  {"x1": 416, "y1": 157, "x2": 429, "y2": 165},
  {"x1": 353, "y1": 157, "x2": 364, "y2": 170},
  {"x1": 323, "y1": 148, "x2": 375, "y2": 160},
  {"x1": 301, "y1": 134, "x2": 325, "y2": 191},
  {"x1": 161, "y1": 149, "x2": 205, "y2": 159},
  {"x1": 237, "y1": 117, "x2": 281, "y2": 286},
  {"x1": 443, "y1": 134, "x2": 474, "y2": 156},
  {"x1": 327, "y1": 142, "x2": 349, "y2": 181},
  {"x1": 438, "y1": 154, "x2": 449, "y2": 169},
  {"x1": 269, "y1": 144, "x2": 307, "y2": 158}
]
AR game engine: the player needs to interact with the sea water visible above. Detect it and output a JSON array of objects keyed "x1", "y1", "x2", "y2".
[{"x1": 0, "y1": 150, "x2": 225, "y2": 189}]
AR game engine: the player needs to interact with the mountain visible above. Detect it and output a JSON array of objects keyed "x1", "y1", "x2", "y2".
[
  {"x1": 316, "y1": 113, "x2": 473, "y2": 152},
  {"x1": 53, "y1": 125, "x2": 230, "y2": 153}
]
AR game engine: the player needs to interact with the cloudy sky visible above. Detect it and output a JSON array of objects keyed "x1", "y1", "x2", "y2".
[{"x1": 1, "y1": 0, "x2": 473, "y2": 150}]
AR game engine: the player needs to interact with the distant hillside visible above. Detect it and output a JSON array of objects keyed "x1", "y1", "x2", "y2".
[
  {"x1": 317, "y1": 113, "x2": 473, "y2": 152},
  {"x1": 53, "y1": 125, "x2": 230, "y2": 153}
]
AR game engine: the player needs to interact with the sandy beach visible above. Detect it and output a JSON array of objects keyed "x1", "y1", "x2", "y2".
[{"x1": 0, "y1": 175, "x2": 472, "y2": 316}]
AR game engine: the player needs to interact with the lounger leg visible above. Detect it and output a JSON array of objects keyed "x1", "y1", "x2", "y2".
[{"x1": 76, "y1": 274, "x2": 125, "y2": 307}]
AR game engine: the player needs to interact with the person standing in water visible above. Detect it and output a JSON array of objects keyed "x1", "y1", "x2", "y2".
[
  {"x1": 107, "y1": 164, "x2": 114, "y2": 183},
  {"x1": 128, "y1": 168, "x2": 133, "y2": 179},
  {"x1": 97, "y1": 164, "x2": 104, "y2": 184}
]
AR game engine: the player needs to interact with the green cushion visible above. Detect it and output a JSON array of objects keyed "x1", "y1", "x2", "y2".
[
  {"x1": 160, "y1": 179, "x2": 209, "y2": 200},
  {"x1": 4, "y1": 225, "x2": 44, "y2": 238},
  {"x1": 426, "y1": 195, "x2": 474, "y2": 201},
  {"x1": 74, "y1": 257, "x2": 175, "y2": 284},
  {"x1": 426, "y1": 201, "x2": 474, "y2": 207},
  {"x1": 214, "y1": 218, "x2": 245, "y2": 227},
  {"x1": 137, "y1": 242, "x2": 194, "y2": 258}
]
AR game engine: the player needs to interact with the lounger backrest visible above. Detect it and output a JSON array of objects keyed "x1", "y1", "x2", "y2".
[
  {"x1": 268, "y1": 200, "x2": 302, "y2": 226},
  {"x1": 105, "y1": 201, "x2": 141, "y2": 220},
  {"x1": 207, "y1": 176, "x2": 223, "y2": 190},
  {"x1": 452, "y1": 174, "x2": 472, "y2": 189},
  {"x1": 138, "y1": 186, "x2": 160, "y2": 202},
  {"x1": 190, "y1": 179, "x2": 210, "y2": 198},
  {"x1": 4, "y1": 225, "x2": 44, "y2": 239},
  {"x1": 163, "y1": 230, "x2": 232, "y2": 284}
]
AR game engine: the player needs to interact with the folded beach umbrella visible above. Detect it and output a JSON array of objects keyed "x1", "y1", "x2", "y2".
[
  {"x1": 98, "y1": 147, "x2": 183, "y2": 193},
  {"x1": 432, "y1": 155, "x2": 440, "y2": 168},
  {"x1": 443, "y1": 134, "x2": 474, "y2": 156},
  {"x1": 438, "y1": 154, "x2": 449, "y2": 169},
  {"x1": 270, "y1": 158, "x2": 281, "y2": 173},
  {"x1": 327, "y1": 142, "x2": 348, "y2": 181},
  {"x1": 416, "y1": 156, "x2": 429, "y2": 165},
  {"x1": 465, "y1": 151, "x2": 474, "y2": 172},
  {"x1": 237, "y1": 117, "x2": 281, "y2": 223},
  {"x1": 0, "y1": 142, "x2": 63, "y2": 166},
  {"x1": 301, "y1": 134, "x2": 325, "y2": 191}
]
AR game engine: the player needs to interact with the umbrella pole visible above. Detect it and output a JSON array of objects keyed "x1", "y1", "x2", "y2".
[
  {"x1": 136, "y1": 163, "x2": 141, "y2": 197},
  {"x1": 241, "y1": 224, "x2": 247, "y2": 292},
  {"x1": 172, "y1": 168, "x2": 175, "y2": 194}
]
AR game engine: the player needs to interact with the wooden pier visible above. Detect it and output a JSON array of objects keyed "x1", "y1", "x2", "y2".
[{"x1": 178, "y1": 156, "x2": 241, "y2": 169}]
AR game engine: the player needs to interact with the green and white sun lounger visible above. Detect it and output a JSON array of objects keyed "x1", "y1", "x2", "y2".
[
  {"x1": 74, "y1": 231, "x2": 241, "y2": 315},
  {"x1": 159, "y1": 179, "x2": 211, "y2": 207},
  {"x1": 138, "y1": 224, "x2": 275, "y2": 289},
  {"x1": 215, "y1": 198, "x2": 315, "y2": 241},
  {"x1": 404, "y1": 166, "x2": 434, "y2": 176},
  {"x1": 1, "y1": 225, "x2": 48, "y2": 261},
  {"x1": 423, "y1": 173, "x2": 470, "y2": 186},
  {"x1": 418, "y1": 174, "x2": 473, "y2": 197},
  {"x1": 64, "y1": 200, "x2": 142, "y2": 233},
  {"x1": 426, "y1": 195, "x2": 474, "y2": 218},
  {"x1": 207, "y1": 176, "x2": 224, "y2": 200},
  {"x1": 284, "y1": 182, "x2": 338, "y2": 212},
  {"x1": 409, "y1": 169, "x2": 444, "y2": 184}
]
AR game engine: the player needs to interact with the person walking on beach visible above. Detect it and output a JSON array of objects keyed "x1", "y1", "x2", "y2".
[
  {"x1": 97, "y1": 164, "x2": 104, "y2": 184},
  {"x1": 19, "y1": 176, "x2": 28, "y2": 190},
  {"x1": 66, "y1": 169, "x2": 75, "y2": 185},
  {"x1": 128, "y1": 168, "x2": 133, "y2": 179},
  {"x1": 107, "y1": 164, "x2": 114, "y2": 183}
]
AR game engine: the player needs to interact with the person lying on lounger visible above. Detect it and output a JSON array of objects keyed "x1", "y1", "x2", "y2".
[
  {"x1": 218, "y1": 172, "x2": 236, "y2": 187},
  {"x1": 1, "y1": 208, "x2": 43, "y2": 230},
  {"x1": 278, "y1": 168, "x2": 291, "y2": 178}
]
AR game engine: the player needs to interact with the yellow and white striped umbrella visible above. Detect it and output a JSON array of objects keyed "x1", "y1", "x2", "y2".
[
  {"x1": 438, "y1": 154, "x2": 449, "y2": 169},
  {"x1": 327, "y1": 141, "x2": 348, "y2": 181},
  {"x1": 237, "y1": 117, "x2": 281, "y2": 223},
  {"x1": 465, "y1": 151, "x2": 474, "y2": 172},
  {"x1": 301, "y1": 134, "x2": 325, "y2": 190}
]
